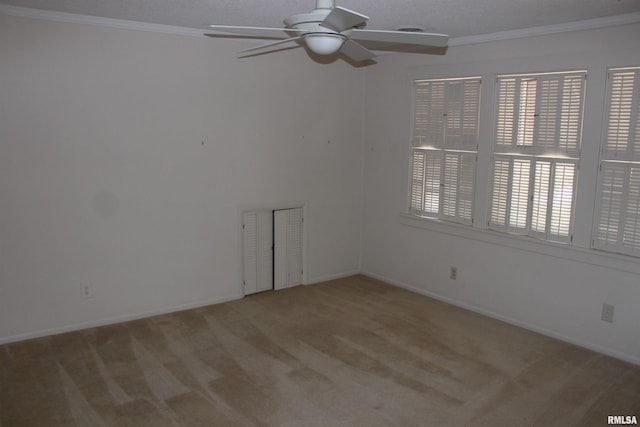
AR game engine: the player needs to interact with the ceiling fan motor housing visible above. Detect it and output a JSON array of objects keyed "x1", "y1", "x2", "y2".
[
  {"x1": 284, "y1": 11, "x2": 333, "y2": 33},
  {"x1": 283, "y1": 1, "x2": 348, "y2": 55}
]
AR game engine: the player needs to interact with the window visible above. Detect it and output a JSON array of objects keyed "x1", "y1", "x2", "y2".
[
  {"x1": 594, "y1": 67, "x2": 640, "y2": 256},
  {"x1": 488, "y1": 71, "x2": 586, "y2": 243},
  {"x1": 409, "y1": 77, "x2": 481, "y2": 224}
]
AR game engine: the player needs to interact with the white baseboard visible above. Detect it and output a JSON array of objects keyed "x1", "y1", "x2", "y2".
[
  {"x1": 0, "y1": 293, "x2": 243, "y2": 346},
  {"x1": 304, "y1": 269, "x2": 361, "y2": 285},
  {"x1": 0, "y1": 269, "x2": 361, "y2": 345},
  {"x1": 363, "y1": 271, "x2": 640, "y2": 366}
]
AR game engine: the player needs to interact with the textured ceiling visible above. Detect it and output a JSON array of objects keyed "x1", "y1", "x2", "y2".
[{"x1": 1, "y1": 0, "x2": 639, "y2": 38}]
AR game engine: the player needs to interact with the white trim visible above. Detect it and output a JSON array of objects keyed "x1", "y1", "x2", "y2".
[
  {"x1": 363, "y1": 271, "x2": 640, "y2": 366},
  {"x1": 304, "y1": 269, "x2": 361, "y2": 285},
  {"x1": 0, "y1": 293, "x2": 242, "y2": 345},
  {"x1": 449, "y1": 12, "x2": 640, "y2": 47},
  {"x1": 1, "y1": 5, "x2": 639, "y2": 45},
  {"x1": 0, "y1": 5, "x2": 205, "y2": 37},
  {"x1": 400, "y1": 213, "x2": 640, "y2": 275}
]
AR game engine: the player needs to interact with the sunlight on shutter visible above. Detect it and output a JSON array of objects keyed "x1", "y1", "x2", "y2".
[
  {"x1": 446, "y1": 81, "x2": 463, "y2": 145},
  {"x1": 605, "y1": 70, "x2": 635, "y2": 156},
  {"x1": 490, "y1": 158, "x2": 511, "y2": 228},
  {"x1": 443, "y1": 153, "x2": 459, "y2": 217},
  {"x1": 458, "y1": 153, "x2": 476, "y2": 222},
  {"x1": 464, "y1": 80, "x2": 481, "y2": 146},
  {"x1": 441, "y1": 152, "x2": 475, "y2": 223},
  {"x1": 429, "y1": 82, "x2": 446, "y2": 145},
  {"x1": 444, "y1": 78, "x2": 480, "y2": 149},
  {"x1": 496, "y1": 78, "x2": 516, "y2": 147},
  {"x1": 410, "y1": 150, "x2": 425, "y2": 213},
  {"x1": 537, "y1": 79, "x2": 560, "y2": 152},
  {"x1": 597, "y1": 164, "x2": 625, "y2": 245},
  {"x1": 413, "y1": 84, "x2": 429, "y2": 146},
  {"x1": 509, "y1": 159, "x2": 531, "y2": 230},
  {"x1": 413, "y1": 81, "x2": 447, "y2": 147},
  {"x1": 531, "y1": 161, "x2": 551, "y2": 234},
  {"x1": 549, "y1": 162, "x2": 575, "y2": 239},
  {"x1": 517, "y1": 79, "x2": 536, "y2": 147},
  {"x1": 424, "y1": 151, "x2": 443, "y2": 214},
  {"x1": 558, "y1": 75, "x2": 585, "y2": 154}
]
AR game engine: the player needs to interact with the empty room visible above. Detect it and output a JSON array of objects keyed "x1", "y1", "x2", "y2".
[{"x1": 1, "y1": 0, "x2": 639, "y2": 425}]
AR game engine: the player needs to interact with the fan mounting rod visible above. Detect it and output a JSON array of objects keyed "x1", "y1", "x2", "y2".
[{"x1": 315, "y1": 0, "x2": 335, "y2": 9}]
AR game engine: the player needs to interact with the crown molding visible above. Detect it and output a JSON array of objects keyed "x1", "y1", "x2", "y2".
[
  {"x1": 0, "y1": 4, "x2": 204, "y2": 37},
  {"x1": 449, "y1": 12, "x2": 640, "y2": 46},
  {"x1": 1, "y1": 4, "x2": 639, "y2": 44}
]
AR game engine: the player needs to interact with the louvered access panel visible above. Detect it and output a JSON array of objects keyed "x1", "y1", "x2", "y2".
[
  {"x1": 242, "y1": 211, "x2": 273, "y2": 295},
  {"x1": 243, "y1": 207, "x2": 303, "y2": 295},
  {"x1": 274, "y1": 208, "x2": 303, "y2": 290}
]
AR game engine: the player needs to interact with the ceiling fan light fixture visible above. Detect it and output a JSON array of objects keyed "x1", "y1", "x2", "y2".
[{"x1": 302, "y1": 33, "x2": 346, "y2": 55}]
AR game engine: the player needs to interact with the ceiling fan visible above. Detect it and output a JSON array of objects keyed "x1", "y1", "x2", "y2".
[{"x1": 205, "y1": 0, "x2": 448, "y2": 63}]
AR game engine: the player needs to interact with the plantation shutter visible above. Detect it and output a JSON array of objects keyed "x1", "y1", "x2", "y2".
[
  {"x1": 410, "y1": 77, "x2": 480, "y2": 224},
  {"x1": 490, "y1": 157, "x2": 531, "y2": 233},
  {"x1": 602, "y1": 69, "x2": 640, "y2": 158},
  {"x1": 496, "y1": 78, "x2": 517, "y2": 148},
  {"x1": 494, "y1": 73, "x2": 584, "y2": 155},
  {"x1": 509, "y1": 158, "x2": 531, "y2": 232},
  {"x1": 490, "y1": 157, "x2": 511, "y2": 228},
  {"x1": 441, "y1": 151, "x2": 476, "y2": 223},
  {"x1": 530, "y1": 160, "x2": 576, "y2": 242},
  {"x1": 410, "y1": 150, "x2": 426, "y2": 215},
  {"x1": 489, "y1": 71, "x2": 585, "y2": 243},
  {"x1": 423, "y1": 151, "x2": 443, "y2": 215},
  {"x1": 594, "y1": 67, "x2": 640, "y2": 255},
  {"x1": 413, "y1": 81, "x2": 446, "y2": 147},
  {"x1": 596, "y1": 165, "x2": 626, "y2": 246}
]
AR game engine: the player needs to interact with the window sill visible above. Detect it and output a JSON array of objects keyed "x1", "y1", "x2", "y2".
[{"x1": 399, "y1": 213, "x2": 640, "y2": 275}]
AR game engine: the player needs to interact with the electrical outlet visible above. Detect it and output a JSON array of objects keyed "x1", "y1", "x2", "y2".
[
  {"x1": 81, "y1": 283, "x2": 93, "y2": 299},
  {"x1": 450, "y1": 266, "x2": 457, "y2": 280},
  {"x1": 601, "y1": 303, "x2": 614, "y2": 323}
]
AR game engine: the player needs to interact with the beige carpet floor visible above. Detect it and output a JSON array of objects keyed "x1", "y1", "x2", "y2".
[{"x1": 1, "y1": 275, "x2": 638, "y2": 426}]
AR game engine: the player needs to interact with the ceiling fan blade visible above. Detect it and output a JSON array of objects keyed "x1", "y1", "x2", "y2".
[
  {"x1": 239, "y1": 36, "x2": 302, "y2": 55},
  {"x1": 207, "y1": 25, "x2": 304, "y2": 39},
  {"x1": 321, "y1": 6, "x2": 369, "y2": 32},
  {"x1": 351, "y1": 29, "x2": 448, "y2": 48},
  {"x1": 340, "y1": 39, "x2": 376, "y2": 62}
]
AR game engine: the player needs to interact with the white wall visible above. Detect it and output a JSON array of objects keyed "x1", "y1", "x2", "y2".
[
  {"x1": 361, "y1": 23, "x2": 640, "y2": 364},
  {"x1": 2, "y1": 11, "x2": 639, "y2": 366},
  {"x1": 0, "y1": 15, "x2": 364, "y2": 342}
]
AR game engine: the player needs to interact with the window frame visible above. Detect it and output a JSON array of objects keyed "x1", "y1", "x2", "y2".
[
  {"x1": 488, "y1": 70, "x2": 587, "y2": 244},
  {"x1": 408, "y1": 76, "x2": 481, "y2": 225},
  {"x1": 592, "y1": 66, "x2": 640, "y2": 256}
]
